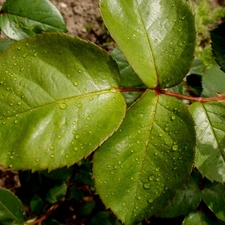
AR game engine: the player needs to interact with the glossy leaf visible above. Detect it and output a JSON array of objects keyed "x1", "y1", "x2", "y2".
[
  {"x1": 0, "y1": 188, "x2": 25, "y2": 225},
  {"x1": 211, "y1": 22, "x2": 225, "y2": 72},
  {"x1": 93, "y1": 90, "x2": 195, "y2": 225},
  {"x1": 159, "y1": 170, "x2": 202, "y2": 218},
  {"x1": 190, "y1": 102, "x2": 225, "y2": 182},
  {"x1": 202, "y1": 67, "x2": 225, "y2": 97},
  {"x1": 0, "y1": 0, "x2": 67, "y2": 40},
  {"x1": 45, "y1": 182, "x2": 67, "y2": 204},
  {"x1": 203, "y1": 181, "x2": 225, "y2": 221},
  {"x1": 0, "y1": 33, "x2": 126, "y2": 171},
  {"x1": 183, "y1": 211, "x2": 225, "y2": 225},
  {"x1": 100, "y1": 0, "x2": 196, "y2": 88}
]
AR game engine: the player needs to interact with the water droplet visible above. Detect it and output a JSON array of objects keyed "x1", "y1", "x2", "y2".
[
  {"x1": 59, "y1": 103, "x2": 67, "y2": 110},
  {"x1": 132, "y1": 34, "x2": 136, "y2": 39},
  {"x1": 110, "y1": 170, "x2": 114, "y2": 175},
  {"x1": 89, "y1": 96, "x2": 94, "y2": 101},
  {"x1": 148, "y1": 199, "x2": 154, "y2": 203},
  {"x1": 50, "y1": 154, "x2": 54, "y2": 158},
  {"x1": 86, "y1": 116, "x2": 91, "y2": 121},
  {"x1": 14, "y1": 120, "x2": 18, "y2": 124},
  {"x1": 72, "y1": 121, "x2": 77, "y2": 125},
  {"x1": 17, "y1": 101, "x2": 22, "y2": 106},
  {"x1": 12, "y1": 56, "x2": 16, "y2": 60},
  {"x1": 77, "y1": 103, "x2": 82, "y2": 108},
  {"x1": 49, "y1": 145, "x2": 54, "y2": 151},
  {"x1": 78, "y1": 69, "x2": 81, "y2": 73},
  {"x1": 149, "y1": 176, "x2": 154, "y2": 181},
  {"x1": 57, "y1": 135, "x2": 62, "y2": 139},
  {"x1": 75, "y1": 134, "x2": 80, "y2": 139},
  {"x1": 73, "y1": 81, "x2": 79, "y2": 86},
  {"x1": 17, "y1": 46, "x2": 21, "y2": 50},
  {"x1": 35, "y1": 158, "x2": 39, "y2": 162},
  {"x1": 172, "y1": 145, "x2": 178, "y2": 151},
  {"x1": 171, "y1": 115, "x2": 176, "y2": 120},
  {"x1": 137, "y1": 130, "x2": 141, "y2": 134},
  {"x1": 23, "y1": 53, "x2": 27, "y2": 58},
  {"x1": 154, "y1": 39, "x2": 158, "y2": 43},
  {"x1": 74, "y1": 147, "x2": 78, "y2": 151},
  {"x1": 144, "y1": 183, "x2": 151, "y2": 189}
]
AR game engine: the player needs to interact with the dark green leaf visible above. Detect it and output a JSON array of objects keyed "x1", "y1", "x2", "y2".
[
  {"x1": 186, "y1": 74, "x2": 203, "y2": 96},
  {"x1": 183, "y1": 211, "x2": 225, "y2": 225},
  {"x1": 190, "y1": 102, "x2": 225, "y2": 182},
  {"x1": 89, "y1": 211, "x2": 121, "y2": 225},
  {"x1": 41, "y1": 166, "x2": 75, "y2": 181},
  {"x1": 77, "y1": 201, "x2": 95, "y2": 216},
  {"x1": 0, "y1": 40, "x2": 14, "y2": 53},
  {"x1": 0, "y1": 188, "x2": 25, "y2": 224},
  {"x1": 45, "y1": 182, "x2": 67, "y2": 204},
  {"x1": 0, "y1": 0, "x2": 67, "y2": 40},
  {"x1": 93, "y1": 90, "x2": 195, "y2": 225},
  {"x1": 203, "y1": 181, "x2": 225, "y2": 221},
  {"x1": 0, "y1": 33, "x2": 126, "y2": 171},
  {"x1": 30, "y1": 195, "x2": 44, "y2": 216},
  {"x1": 70, "y1": 187, "x2": 83, "y2": 201},
  {"x1": 100, "y1": 0, "x2": 196, "y2": 88},
  {"x1": 159, "y1": 170, "x2": 202, "y2": 218},
  {"x1": 202, "y1": 67, "x2": 225, "y2": 97},
  {"x1": 211, "y1": 22, "x2": 225, "y2": 72}
]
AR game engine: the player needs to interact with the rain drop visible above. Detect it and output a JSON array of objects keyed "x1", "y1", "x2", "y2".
[
  {"x1": 59, "y1": 103, "x2": 67, "y2": 110},
  {"x1": 144, "y1": 183, "x2": 151, "y2": 189},
  {"x1": 17, "y1": 101, "x2": 22, "y2": 106},
  {"x1": 49, "y1": 145, "x2": 54, "y2": 151},
  {"x1": 77, "y1": 103, "x2": 82, "y2": 108},
  {"x1": 73, "y1": 81, "x2": 79, "y2": 87},
  {"x1": 172, "y1": 145, "x2": 178, "y2": 151},
  {"x1": 57, "y1": 135, "x2": 62, "y2": 139},
  {"x1": 75, "y1": 134, "x2": 80, "y2": 139}
]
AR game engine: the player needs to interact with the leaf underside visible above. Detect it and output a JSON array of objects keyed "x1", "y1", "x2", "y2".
[
  {"x1": 93, "y1": 90, "x2": 196, "y2": 225},
  {"x1": 0, "y1": 0, "x2": 67, "y2": 40},
  {"x1": 0, "y1": 33, "x2": 126, "y2": 171},
  {"x1": 100, "y1": 0, "x2": 196, "y2": 88},
  {"x1": 190, "y1": 102, "x2": 225, "y2": 183}
]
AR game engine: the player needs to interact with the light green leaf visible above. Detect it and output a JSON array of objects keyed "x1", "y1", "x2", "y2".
[
  {"x1": 93, "y1": 90, "x2": 195, "y2": 225},
  {"x1": 190, "y1": 102, "x2": 225, "y2": 182},
  {"x1": 0, "y1": 33, "x2": 126, "y2": 171},
  {"x1": 202, "y1": 67, "x2": 225, "y2": 97},
  {"x1": 46, "y1": 182, "x2": 67, "y2": 204},
  {"x1": 0, "y1": 188, "x2": 25, "y2": 225},
  {"x1": 203, "y1": 181, "x2": 225, "y2": 221},
  {"x1": 0, "y1": 0, "x2": 67, "y2": 40},
  {"x1": 100, "y1": 0, "x2": 196, "y2": 88},
  {"x1": 159, "y1": 170, "x2": 202, "y2": 218},
  {"x1": 183, "y1": 211, "x2": 225, "y2": 225}
]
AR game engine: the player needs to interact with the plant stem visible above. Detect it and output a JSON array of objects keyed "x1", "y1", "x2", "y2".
[{"x1": 118, "y1": 88, "x2": 225, "y2": 102}]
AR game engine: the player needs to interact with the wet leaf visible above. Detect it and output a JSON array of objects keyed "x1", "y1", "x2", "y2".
[
  {"x1": 203, "y1": 181, "x2": 225, "y2": 221},
  {"x1": 100, "y1": 0, "x2": 195, "y2": 88},
  {"x1": 190, "y1": 102, "x2": 225, "y2": 182},
  {"x1": 0, "y1": 188, "x2": 25, "y2": 225},
  {"x1": 0, "y1": 40, "x2": 14, "y2": 53},
  {"x1": 93, "y1": 90, "x2": 195, "y2": 225},
  {"x1": 0, "y1": 33, "x2": 126, "y2": 171},
  {"x1": 0, "y1": 0, "x2": 67, "y2": 40},
  {"x1": 159, "y1": 170, "x2": 202, "y2": 218}
]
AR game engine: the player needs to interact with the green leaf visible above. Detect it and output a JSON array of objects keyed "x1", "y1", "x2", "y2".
[
  {"x1": 201, "y1": 67, "x2": 225, "y2": 97},
  {"x1": 0, "y1": 40, "x2": 14, "y2": 53},
  {"x1": 190, "y1": 102, "x2": 225, "y2": 183},
  {"x1": 159, "y1": 170, "x2": 202, "y2": 218},
  {"x1": 100, "y1": 0, "x2": 196, "y2": 88},
  {"x1": 0, "y1": 0, "x2": 67, "y2": 40},
  {"x1": 0, "y1": 33, "x2": 126, "y2": 171},
  {"x1": 0, "y1": 188, "x2": 25, "y2": 225},
  {"x1": 183, "y1": 211, "x2": 225, "y2": 225},
  {"x1": 30, "y1": 195, "x2": 44, "y2": 216},
  {"x1": 211, "y1": 22, "x2": 225, "y2": 72},
  {"x1": 203, "y1": 181, "x2": 225, "y2": 221},
  {"x1": 77, "y1": 201, "x2": 96, "y2": 216},
  {"x1": 45, "y1": 182, "x2": 67, "y2": 204},
  {"x1": 93, "y1": 90, "x2": 195, "y2": 225},
  {"x1": 89, "y1": 211, "x2": 121, "y2": 225}
]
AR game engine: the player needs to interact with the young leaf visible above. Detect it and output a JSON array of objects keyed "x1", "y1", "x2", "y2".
[
  {"x1": 203, "y1": 181, "x2": 225, "y2": 221},
  {"x1": 100, "y1": 0, "x2": 196, "y2": 88},
  {"x1": 190, "y1": 102, "x2": 225, "y2": 183},
  {"x1": 0, "y1": 0, "x2": 67, "y2": 40},
  {"x1": 211, "y1": 22, "x2": 225, "y2": 72},
  {"x1": 159, "y1": 170, "x2": 202, "y2": 218},
  {"x1": 45, "y1": 182, "x2": 67, "y2": 204},
  {"x1": 0, "y1": 33, "x2": 126, "y2": 171},
  {"x1": 93, "y1": 90, "x2": 195, "y2": 225},
  {"x1": 0, "y1": 188, "x2": 25, "y2": 225}
]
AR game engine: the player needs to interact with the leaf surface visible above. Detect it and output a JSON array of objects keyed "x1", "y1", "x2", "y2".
[
  {"x1": 0, "y1": 188, "x2": 25, "y2": 225},
  {"x1": 0, "y1": 0, "x2": 67, "y2": 40},
  {"x1": 100, "y1": 0, "x2": 196, "y2": 88},
  {"x1": 203, "y1": 181, "x2": 225, "y2": 221},
  {"x1": 93, "y1": 90, "x2": 195, "y2": 225},
  {"x1": 159, "y1": 170, "x2": 201, "y2": 218},
  {"x1": 0, "y1": 33, "x2": 126, "y2": 171},
  {"x1": 211, "y1": 22, "x2": 225, "y2": 72},
  {"x1": 190, "y1": 102, "x2": 225, "y2": 182}
]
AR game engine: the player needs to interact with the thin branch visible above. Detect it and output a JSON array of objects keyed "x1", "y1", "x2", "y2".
[{"x1": 26, "y1": 197, "x2": 66, "y2": 225}]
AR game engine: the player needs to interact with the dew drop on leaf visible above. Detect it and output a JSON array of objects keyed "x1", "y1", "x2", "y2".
[
  {"x1": 77, "y1": 103, "x2": 82, "y2": 108},
  {"x1": 172, "y1": 144, "x2": 178, "y2": 151},
  {"x1": 73, "y1": 81, "x2": 79, "y2": 87},
  {"x1": 59, "y1": 103, "x2": 67, "y2": 110},
  {"x1": 49, "y1": 145, "x2": 54, "y2": 151},
  {"x1": 57, "y1": 135, "x2": 62, "y2": 139},
  {"x1": 144, "y1": 183, "x2": 151, "y2": 189}
]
